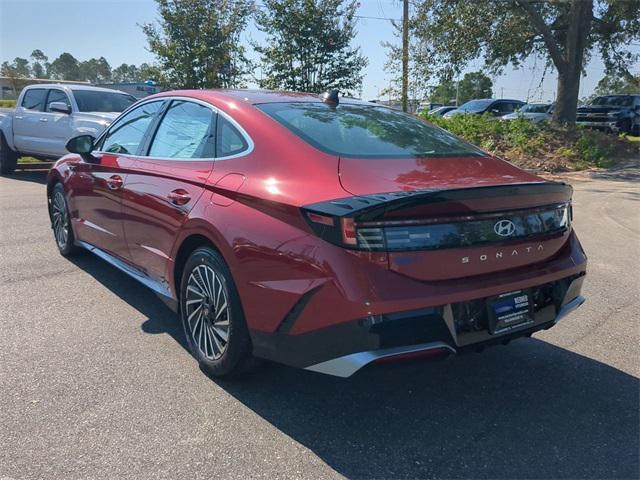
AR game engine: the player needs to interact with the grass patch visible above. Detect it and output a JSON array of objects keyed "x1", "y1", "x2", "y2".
[
  {"x1": 0, "y1": 99, "x2": 16, "y2": 108},
  {"x1": 421, "y1": 112, "x2": 638, "y2": 172},
  {"x1": 18, "y1": 157, "x2": 43, "y2": 164}
]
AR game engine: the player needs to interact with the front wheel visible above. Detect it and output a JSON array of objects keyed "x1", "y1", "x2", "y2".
[
  {"x1": 180, "y1": 247, "x2": 255, "y2": 377},
  {"x1": 0, "y1": 132, "x2": 18, "y2": 175}
]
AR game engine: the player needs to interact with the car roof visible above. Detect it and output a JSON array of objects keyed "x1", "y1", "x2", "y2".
[
  {"x1": 152, "y1": 89, "x2": 373, "y2": 106},
  {"x1": 25, "y1": 83, "x2": 130, "y2": 95}
]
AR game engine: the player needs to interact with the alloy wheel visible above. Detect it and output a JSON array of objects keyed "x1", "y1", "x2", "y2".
[
  {"x1": 52, "y1": 191, "x2": 69, "y2": 249},
  {"x1": 185, "y1": 264, "x2": 230, "y2": 360}
]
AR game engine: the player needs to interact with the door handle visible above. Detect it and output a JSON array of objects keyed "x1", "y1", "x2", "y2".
[
  {"x1": 167, "y1": 189, "x2": 191, "y2": 206},
  {"x1": 15, "y1": 115, "x2": 24, "y2": 120},
  {"x1": 106, "y1": 175, "x2": 123, "y2": 190},
  {"x1": 39, "y1": 118, "x2": 48, "y2": 122}
]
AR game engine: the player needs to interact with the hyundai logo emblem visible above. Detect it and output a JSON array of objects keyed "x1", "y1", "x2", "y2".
[{"x1": 494, "y1": 219, "x2": 516, "y2": 237}]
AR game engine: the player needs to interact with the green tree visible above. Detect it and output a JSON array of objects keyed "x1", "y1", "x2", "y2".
[
  {"x1": 254, "y1": 0, "x2": 368, "y2": 95},
  {"x1": 457, "y1": 71, "x2": 493, "y2": 104},
  {"x1": 1, "y1": 57, "x2": 31, "y2": 78},
  {"x1": 429, "y1": 78, "x2": 457, "y2": 105},
  {"x1": 593, "y1": 73, "x2": 640, "y2": 96},
  {"x1": 112, "y1": 64, "x2": 140, "y2": 82},
  {"x1": 79, "y1": 57, "x2": 112, "y2": 83},
  {"x1": 382, "y1": 21, "x2": 432, "y2": 103},
  {"x1": 49, "y1": 53, "x2": 81, "y2": 80},
  {"x1": 142, "y1": 0, "x2": 253, "y2": 88},
  {"x1": 30, "y1": 49, "x2": 48, "y2": 78},
  {"x1": 410, "y1": 0, "x2": 640, "y2": 124}
]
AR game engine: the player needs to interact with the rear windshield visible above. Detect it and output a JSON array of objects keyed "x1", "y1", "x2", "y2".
[
  {"x1": 74, "y1": 90, "x2": 137, "y2": 113},
  {"x1": 521, "y1": 104, "x2": 550, "y2": 113},
  {"x1": 456, "y1": 99, "x2": 493, "y2": 113},
  {"x1": 257, "y1": 103, "x2": 482, "y2": 158}
]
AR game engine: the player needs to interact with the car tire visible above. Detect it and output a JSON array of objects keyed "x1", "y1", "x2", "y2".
[
  {"x1": 180, "y1": 247, "x2": 256, "y2": 377},
  {"x1": 619, "y1": 119, "x2": 632, "y2": 135},
  {"x1": 0, "y1": 132, "x2": 18, "y2": 175},
  {"x1": 50, "y1": 183, "x2": 80, "y2": 256}
]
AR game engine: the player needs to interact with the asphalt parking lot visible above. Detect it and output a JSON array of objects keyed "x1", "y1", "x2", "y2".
[{"x1": 0, "y1": 167, "x2": 638, "y2": 480}]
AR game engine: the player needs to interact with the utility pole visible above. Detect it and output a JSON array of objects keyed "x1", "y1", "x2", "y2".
[{"x1": 401, "y1": 0, "x2": 409, "y2": 112}]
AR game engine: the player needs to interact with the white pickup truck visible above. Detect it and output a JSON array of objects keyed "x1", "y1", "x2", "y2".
[{"x1": 0, "y1": 84, "x2": 136, "y2": 174}]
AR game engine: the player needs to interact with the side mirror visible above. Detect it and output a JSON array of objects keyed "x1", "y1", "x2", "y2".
[
  {"x1": 49, "y1": 102, "x2": 71, "y2": 114},
  {"x1": 66, "y1": 134, "x2": 97, "y2": 162},
  {"x1": 490, "y1": 108, "x2": 501, "y2": 115}
]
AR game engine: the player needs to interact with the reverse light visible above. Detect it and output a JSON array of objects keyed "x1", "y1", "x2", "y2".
[{"x1": 341, "y1": 218, "x2": 358, "y2": 246}]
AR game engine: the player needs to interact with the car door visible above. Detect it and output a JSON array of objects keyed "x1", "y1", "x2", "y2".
[
  {"x1": 67, "y1": 100, "x2": 165, "y2": 261},
  {"x1": 121, "y1": 99, "x2": 218, "y2": 286},
  {"x1": 12, "y1": 88, "x2": 47, "y2": 154},
  {"x1": 41, "y1": 88, "x2": 73, "y2": 157}
]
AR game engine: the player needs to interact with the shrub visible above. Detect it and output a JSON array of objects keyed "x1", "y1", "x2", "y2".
[
  {"x1": 0, "y1": 99, "x2": 17, "y2": 108},
  {"x1": 419, "y1": 111, "x2": 634, "y2": 172}
]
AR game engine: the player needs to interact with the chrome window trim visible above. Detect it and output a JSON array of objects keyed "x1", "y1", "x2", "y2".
[{"x1": 92, "y1": 95, "x2": 254, "y2": 162}]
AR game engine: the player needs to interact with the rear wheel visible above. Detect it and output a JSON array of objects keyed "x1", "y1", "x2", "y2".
[
  {"x1": 180, "y1": 247, "x2": 255, "y2": 377},
  {"x1": 50, "y1": 183, "x2": 80, "y2": 256},
  {"x1": 0, "y1": 132, "x2": 18, "y2": 175}
]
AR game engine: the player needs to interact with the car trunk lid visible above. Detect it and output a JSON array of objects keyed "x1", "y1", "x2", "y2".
[{"x1": 306, "y1": 156, "x2": 573, "y2": 281}]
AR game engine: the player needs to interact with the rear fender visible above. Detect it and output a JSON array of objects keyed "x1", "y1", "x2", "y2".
[{"x1": 0, "y1": 113, "x2": 17, "y2": 151}]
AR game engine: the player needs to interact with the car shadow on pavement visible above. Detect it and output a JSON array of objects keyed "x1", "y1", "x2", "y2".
[
  {"x1": 68, "y1": 253, "x2": 188, "y2": 351},
  {"x1": 217, "y1": 342, "x2": 639, "y2": 479},
  {"x1": 70, "y1": 253, "x2": 639, "y2": 480}
]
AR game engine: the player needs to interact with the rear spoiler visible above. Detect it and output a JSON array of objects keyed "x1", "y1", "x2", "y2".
[{"x1": 304, "y1": 182, "x2": 572, "y2": 222}]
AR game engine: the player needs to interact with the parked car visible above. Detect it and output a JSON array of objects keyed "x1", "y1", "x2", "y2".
[
  {"x1": 416, "y1": 102, "x2": 443, "y2": 114},
  {"x1": 576, "y1": 94, "x2": 640, "y2": 135},
  {"x1": 501, "y1": 103, "x2": 553, "y2": 123},
  {"x1": 0, "y1": 84, "x2": 136, "y2": 174},
  {"x1": 47, "y1": 89, "x2": 587, "y2": 378},
  {"x1": 428, "y1": 105, "x2": 457, "y2": 116},
  {"x1": 444, "y1": 98, "x2": 525, "y2": 118}
]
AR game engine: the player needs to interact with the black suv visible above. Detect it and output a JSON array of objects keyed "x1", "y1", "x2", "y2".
[{"x1": 576, "y1": 95, "x2": 640, "y2": 135}]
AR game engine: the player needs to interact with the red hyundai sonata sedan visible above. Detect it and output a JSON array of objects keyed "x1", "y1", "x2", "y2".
[{"x1": 47, "y1": 89, "x2": 587, "y2": 377}]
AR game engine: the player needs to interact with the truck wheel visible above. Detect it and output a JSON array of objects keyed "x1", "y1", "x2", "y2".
[
  {"x1": 0, "y1": 132, "x2": 18, "y2": 175},
  {"x1": 619, "y1": 119, "x2": 632, "y2": 135},
  {"x1": 180, "y1": 247, "x2": 257, "y2": 377}
]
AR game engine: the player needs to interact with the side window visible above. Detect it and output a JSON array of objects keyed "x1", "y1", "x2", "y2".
[
  {"x1": 100, "y1": 101, "x2": 162, "y2": 155},
  {"x1": 496, "y1": 102, "x2": 513, "y2": 114},
  {"x1": 21, "y1": 88, "x2": 47, "y2": 111},
  {"x1": 217, "y1": 115, "x2": 248, "y2": 157},
  {"x1": 149, "y1": 100, "x2": 216, "y2": 159},
  {"x1": 46, "y1": 89, "x2": 71, "y2": 112}
]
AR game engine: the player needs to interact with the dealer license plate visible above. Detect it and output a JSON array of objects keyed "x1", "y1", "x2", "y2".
[{"x1": 487, "y1": 290, "x2": 534, "y2": 334}]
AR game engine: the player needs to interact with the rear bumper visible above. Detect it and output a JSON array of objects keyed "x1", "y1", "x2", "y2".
[{"x1": 251, "y1": 272, "x2": 586, "y2": 377}]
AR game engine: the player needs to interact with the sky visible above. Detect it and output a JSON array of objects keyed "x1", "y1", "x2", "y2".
[{"x1": 0, "y1": 0, "x2": 631, "y2": 103}]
